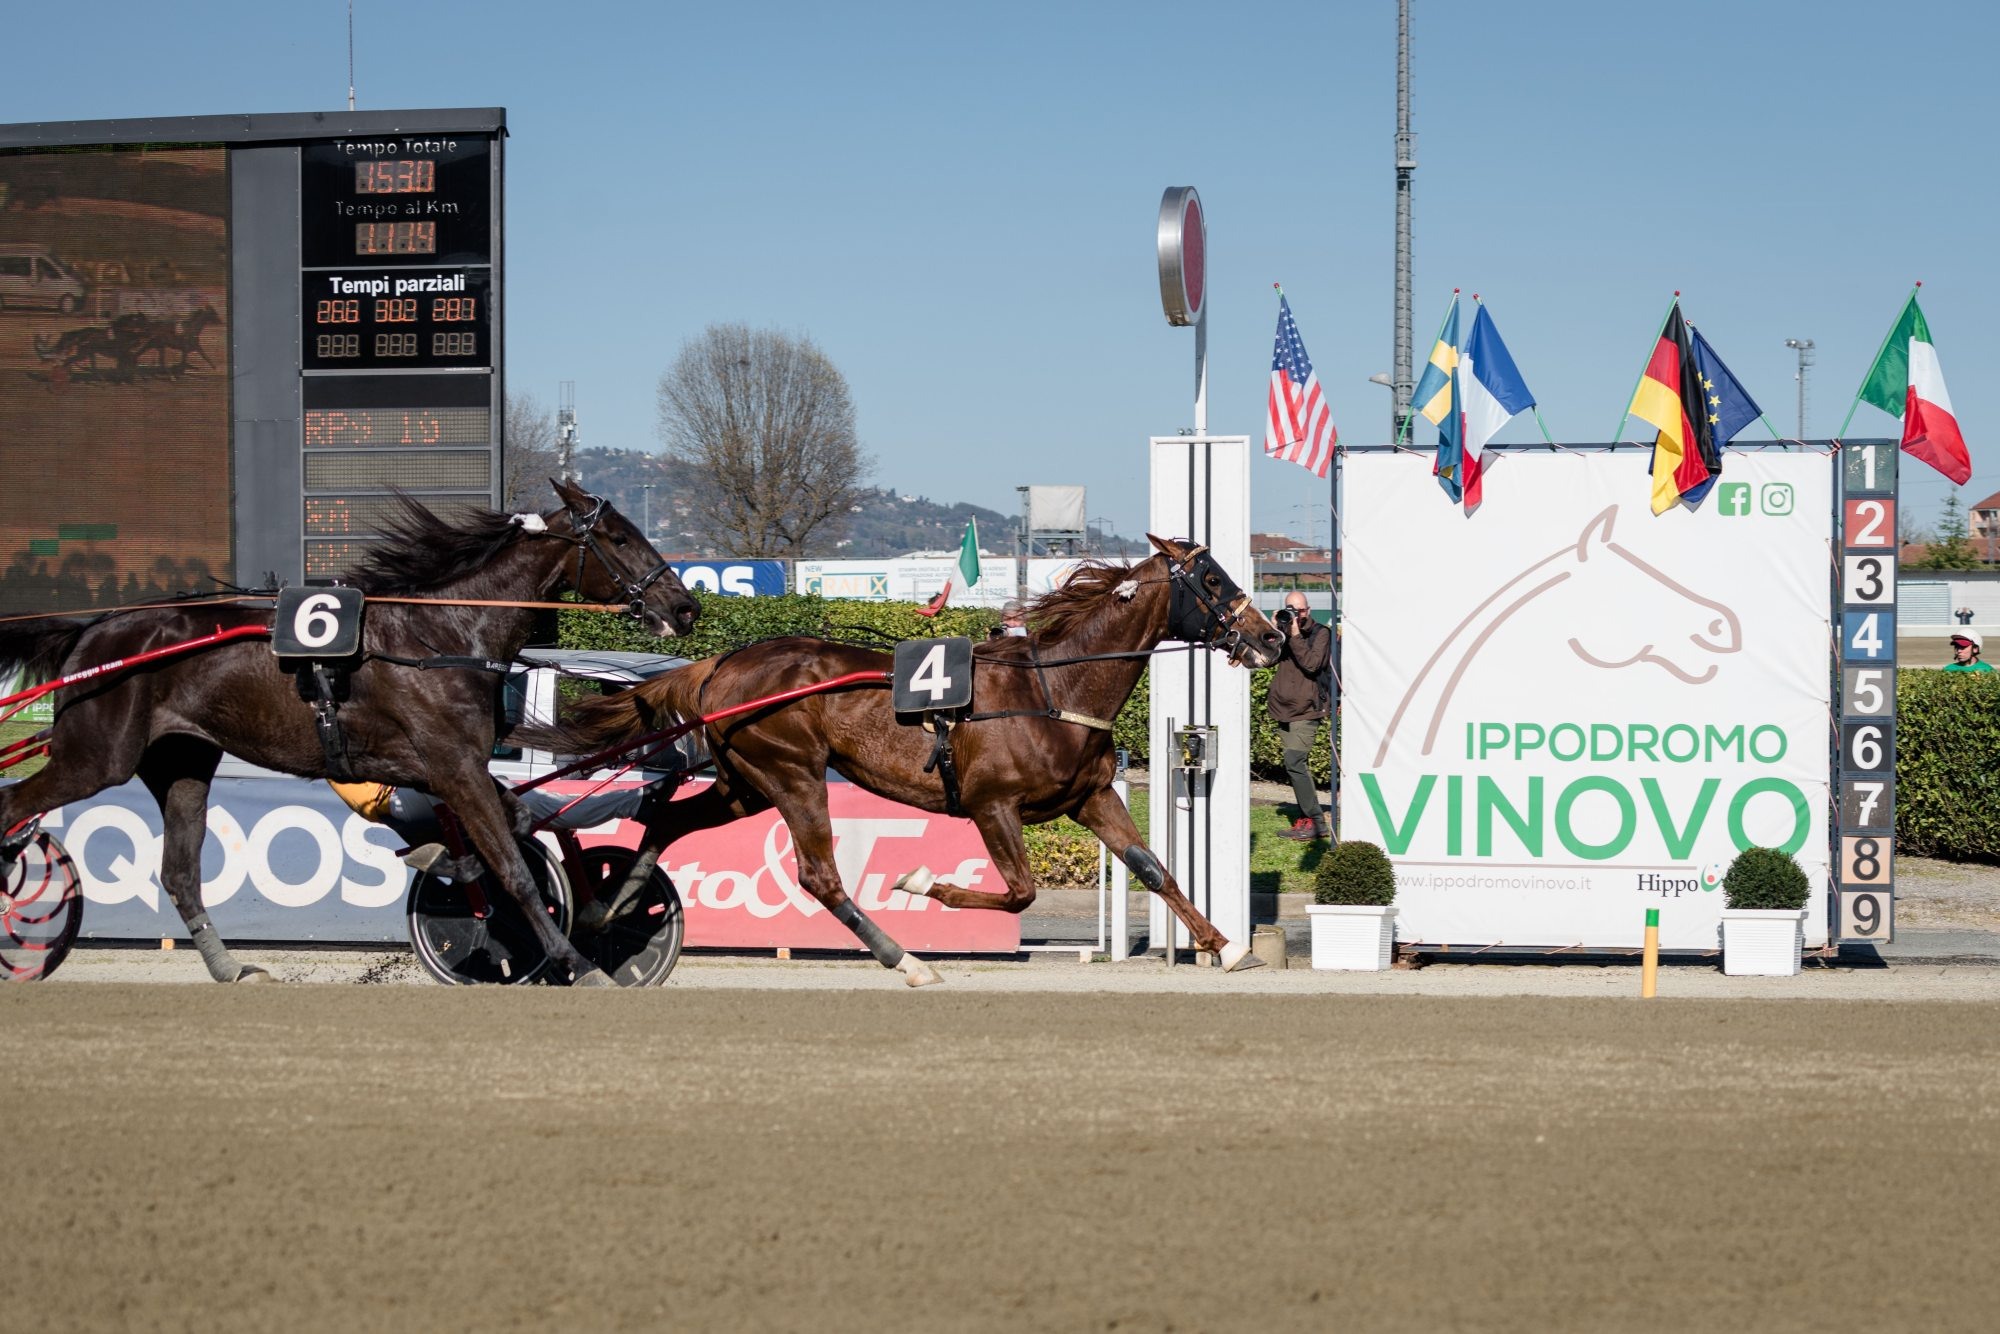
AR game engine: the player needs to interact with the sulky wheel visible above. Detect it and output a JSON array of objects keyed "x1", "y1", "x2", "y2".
[
  {"x1": 1, "y1": 831, "x2": 84, "y2": 983},
  {"x1": 407, "y1": 835, "x2": 572, "y2": 985},
  {"x1": 571, "y1": 848, "x2": 684, "y2": 987}
]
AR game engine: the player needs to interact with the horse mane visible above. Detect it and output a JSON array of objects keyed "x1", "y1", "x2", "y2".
[
  {"x1": 339, "y1": 494, "x2": 534, "y2": 594},
  {"x1": 1024, "y1": 557, "x2": 1158, "y2": 644}
]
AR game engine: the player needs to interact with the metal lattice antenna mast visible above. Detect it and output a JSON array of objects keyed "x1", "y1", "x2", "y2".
[
  {"x1": 556, "y1": 381, "x2": 578, "y2": 484},
  {"x1": 347, "y1": 1, "x2": 356, "y2": 111},
  {"x1": 1784, "y1": 338, "x2": 1814, "y2": 438},
  {"x1": 1393, "y1": 0, "x2": 1417, "y2": 441}
]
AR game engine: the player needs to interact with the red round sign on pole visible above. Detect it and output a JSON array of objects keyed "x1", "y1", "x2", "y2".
[{"x1": 1157, "y1": 186, "x2": 1206, "y2": 327}]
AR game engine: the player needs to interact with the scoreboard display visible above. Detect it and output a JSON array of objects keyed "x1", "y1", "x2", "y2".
[
  {"x1": 300, "y1": 138, "x2": 494, "y2": 372},
  {"x1": 0, "y1": 109, "x2": 504, "y2": 610}
]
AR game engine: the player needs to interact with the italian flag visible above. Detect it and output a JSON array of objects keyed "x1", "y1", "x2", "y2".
[
  {"x1": 917, "y1": 520, "x2": 981, "y2": 617},
  {"x1": 1857, "y1": 293, "x2": 1971, "y2": 484}
]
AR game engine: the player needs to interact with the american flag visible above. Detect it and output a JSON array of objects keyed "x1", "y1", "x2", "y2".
[{"x1": 1265, "y1": 295, "x2": 1336, "y2": 478}]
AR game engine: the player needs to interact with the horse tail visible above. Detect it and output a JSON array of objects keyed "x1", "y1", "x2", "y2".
[
  {"x1": 511, "y1": 657, "x2": 718, "y2": 756},
  {"x1": 0, "y1": 616, "x2": 91, "y2": 685}
]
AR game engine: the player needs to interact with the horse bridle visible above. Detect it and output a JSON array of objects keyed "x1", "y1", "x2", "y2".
[
  {"x1": 556, "y1": 492, "x2": 677, "y2": 620},
  {"x1": 1165, "y1": 545, "x2": 1260, "y2": 662}
]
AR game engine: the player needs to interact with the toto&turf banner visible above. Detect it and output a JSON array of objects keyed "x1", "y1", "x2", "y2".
[
  {"x1": 553, "y1": 777, "x2": 1018, "y2": 952},
  {"x1": 42, "y1": 775, "x2": 1020, "y2": 952},
  {"x1": 1340, "y1": 451, "x2": 1832, "y2": 949}
]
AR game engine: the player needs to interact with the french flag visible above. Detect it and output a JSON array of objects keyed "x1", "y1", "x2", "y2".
[{"x1": 1455, "y1": 304, "x2": 1537, "y2": 512}]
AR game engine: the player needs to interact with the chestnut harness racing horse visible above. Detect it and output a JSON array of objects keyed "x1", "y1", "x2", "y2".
[
  {"x1": 0, "y1": 482, "x2": 698, "y2": 986},
  {"x1": 521, "y1": 536, "x2": 1283, "y2": 984}
]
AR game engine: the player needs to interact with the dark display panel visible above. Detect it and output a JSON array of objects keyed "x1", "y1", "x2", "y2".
[
  {"x1": 304, "y1": 404, "x2": 492, "y2": 448},
  {"x1": 300, "y1": 138, "x2": 491, "y2": 268},
  {"x1": 301, "y1": 269, "x2": 491, "y2": 370},
  {"x1": 0, "y1": 145, "x2": 231, "y2": 615}
]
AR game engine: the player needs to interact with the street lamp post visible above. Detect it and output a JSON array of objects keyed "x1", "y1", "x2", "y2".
[{"x1": 640, "y1": 483, "x2": 655, "y2": 540}]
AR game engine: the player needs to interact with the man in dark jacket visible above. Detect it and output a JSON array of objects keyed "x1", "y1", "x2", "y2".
[{"x1": 1266, "y1": 591, "x2": 1331, "y2": 841}]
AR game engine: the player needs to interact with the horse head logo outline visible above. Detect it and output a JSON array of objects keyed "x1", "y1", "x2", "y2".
[{"x1": 1371, "y1": 505, "x2": 1741, "y2": 767}]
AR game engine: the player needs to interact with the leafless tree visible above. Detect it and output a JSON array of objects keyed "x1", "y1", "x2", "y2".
[
  {"x1": 502, "y1": 392, "x2": 561, "y2": 512},
  {"x1": 655, "y1": 324, "x2": 870, "y2": 555}
]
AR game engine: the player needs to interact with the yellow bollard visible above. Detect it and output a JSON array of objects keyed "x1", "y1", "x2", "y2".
[{"x1": 1640, "y1": 907, "x2": 1659, "y2": 998}]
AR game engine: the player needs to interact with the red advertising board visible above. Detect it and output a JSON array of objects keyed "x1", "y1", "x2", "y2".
[{"x1": 541, "y1": 778, "x2": 1022, "y2": 953}]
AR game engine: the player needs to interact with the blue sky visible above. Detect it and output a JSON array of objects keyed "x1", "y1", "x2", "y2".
[{"x1": 8, "y1": 0, "x2": 1996, "y2": 543}]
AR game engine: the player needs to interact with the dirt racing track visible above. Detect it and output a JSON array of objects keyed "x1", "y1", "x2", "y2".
[{"x1": 9, "y1": 978, "x2": 1999, "y2": 1332}]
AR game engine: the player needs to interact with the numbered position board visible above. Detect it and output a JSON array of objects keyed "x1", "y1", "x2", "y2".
[
  {"x1": 892, "y1": 637, "x2": 974, "y2": 713},
  {"x1": 271, "y1": 585, "x2": 366, "y2": 659},
  {"x1": 1837, "y1": 441, "x2": 1896, "y2": 943}
]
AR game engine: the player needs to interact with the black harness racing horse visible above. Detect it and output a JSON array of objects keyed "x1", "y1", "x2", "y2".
[{"x1": 0, "y1": 482, "x2": 697, "y2": 985}]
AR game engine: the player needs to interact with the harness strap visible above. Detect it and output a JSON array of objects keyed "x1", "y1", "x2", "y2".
[
  {"x1": 367, "y1": 652, "x2": 515, "y2": 674},
  {"x1": 960, "y1": 707, "x2": 1116, "y2": 732},
  {"x1": 362, "y1": 596, "x2": 630, "y2": 612},
  {"x1": 920, "y1": 715, "x2": 964, "y2": 817},
  {"x1": 305, "y1": 663, "x2": 359, "y2": 782}
]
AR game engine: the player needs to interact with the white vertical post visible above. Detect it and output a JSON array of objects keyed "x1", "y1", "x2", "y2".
[
  {"x1": 1108, "y1": 777, "x2": 1132, "y2": 959},
  {"x1": 1148, "y1": 437, "x2": 1253, "y2": 955}
]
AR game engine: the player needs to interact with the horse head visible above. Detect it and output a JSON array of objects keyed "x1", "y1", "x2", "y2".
[
  {"x1": 1563, "y1": 506, "x2": 1741, "y2": 684},
  {"x1": 546, "y1": 478, "x2": 699, "y2": 638},
  {"x1": 1146, "y1": 534, "x2": 1283, "y2": 668}
]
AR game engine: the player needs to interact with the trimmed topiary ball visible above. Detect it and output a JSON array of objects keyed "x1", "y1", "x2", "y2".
[
  {"x1": 1315, "y1": 840, "x2": 1397, "y2": 906},
  {"x1": 1722, "y1": 846, "x2": 1809, "y2": 911}
]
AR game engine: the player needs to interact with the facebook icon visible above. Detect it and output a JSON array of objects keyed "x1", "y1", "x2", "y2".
[{"x1": 1717, "y1": 482, "x2": 1753, "y2": 517}]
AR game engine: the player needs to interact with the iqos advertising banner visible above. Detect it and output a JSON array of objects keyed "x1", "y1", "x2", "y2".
[
  {"x1": 47, "y1": 773, "x2": 1021, "y2": 953},
  {"x1": 1340, "y1": 451, "x2": 1832, "y2": 949}
]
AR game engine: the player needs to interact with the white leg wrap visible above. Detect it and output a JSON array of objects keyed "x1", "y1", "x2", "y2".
[
  {"x1": 1219, "y1": 940, "x2": 1253, "y2": 972},
  {"x1": 899, "y1": 954, "x2": 944, "y2": 988},
  {"x1": 894, "y1": 866, "x2": 936, "y2": 898}
]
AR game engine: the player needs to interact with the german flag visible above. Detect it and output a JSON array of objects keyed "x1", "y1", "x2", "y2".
[{"x1": 1628, "y1": 303, "x2": 1716, "y2": 514}]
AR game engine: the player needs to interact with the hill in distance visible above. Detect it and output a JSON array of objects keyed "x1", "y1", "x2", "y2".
[{"x1": 562, "y1": 447, "x2": 1145, "y2": 560}]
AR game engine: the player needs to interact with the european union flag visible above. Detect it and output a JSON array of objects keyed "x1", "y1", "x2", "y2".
[{"x1": 1683, "y1": 326, "x2": 1763, "y2": 506}]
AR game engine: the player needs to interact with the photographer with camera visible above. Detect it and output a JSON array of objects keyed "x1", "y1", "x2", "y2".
[{"x1": 1266, "y1": 591, "x2": 1331, "y2": 841}]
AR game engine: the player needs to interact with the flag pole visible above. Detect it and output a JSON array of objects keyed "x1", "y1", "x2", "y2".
[
  {"x1": 1607, "y1": 292, "x2": 1679, "y2": 445},
  {"x1": 1398, "y1": 291, "x2": 1460, "y2": 445},
  {"x1": 1837, "y1": 282, "x2": 1921, "y2": 438}
]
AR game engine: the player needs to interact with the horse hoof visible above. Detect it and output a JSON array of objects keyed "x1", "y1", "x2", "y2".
[
  {"x1": 1218, "y1": 941, "x2": 1263, "y2": 973},
  {"x1": 893, "y1": 866, "x2": 936, "y2": 898},
  {"x1": 233, "y1": 965, "x2": 274, "y2": 984},
  {"x1": 573, "y1": 968, "x2": 619, "y2": 988},
  {"x1": 900, "y1": 955, "x2": 944, "y2": 988}
]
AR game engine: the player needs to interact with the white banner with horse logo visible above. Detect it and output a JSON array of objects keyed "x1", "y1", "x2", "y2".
[{"x1": 1341, "y1": 451, "x2": 1831, "y2": 950}]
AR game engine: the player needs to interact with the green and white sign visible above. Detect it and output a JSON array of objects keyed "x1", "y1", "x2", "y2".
[{"x1": 1340, "y1": 452, "x2": 1832, "y2": 949}]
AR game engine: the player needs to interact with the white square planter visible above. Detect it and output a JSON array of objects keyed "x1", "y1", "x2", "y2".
[
  {"x1": 1307, "y1": 904, "x2": 1397, "y2": 971},
  {"x1": 1720, "y1": 908, "x2": 1806, "y2": 977}
]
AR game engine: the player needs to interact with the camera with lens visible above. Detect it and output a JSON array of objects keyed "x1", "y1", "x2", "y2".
[{"x1": 1274, "y1": 608, "x2": 1299, "y2": 632}]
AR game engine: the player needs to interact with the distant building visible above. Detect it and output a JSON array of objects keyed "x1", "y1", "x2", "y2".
[
  {"x1": 1969, "y1": 489, "x2": 2000, "y2": 562},
  {"x1": 1250, "y1": 531, "x2": 1329, "y2": 564}
]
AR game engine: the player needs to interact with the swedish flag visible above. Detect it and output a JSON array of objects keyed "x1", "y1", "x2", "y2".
[{"x1": 1412, "y1": 296, "x2": 1464, "y2": 500}]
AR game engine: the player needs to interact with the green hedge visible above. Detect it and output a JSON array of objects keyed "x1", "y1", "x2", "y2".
[
  {"x1": 1896, "y1": 670, "x2": 2000, "y2": 861},
  {"x1": 1111, "y1": 667, "x2": 1334, "y2": 785},
  {"x1": 558, "y1": 590, "x2": 997, "y2": 658}
]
